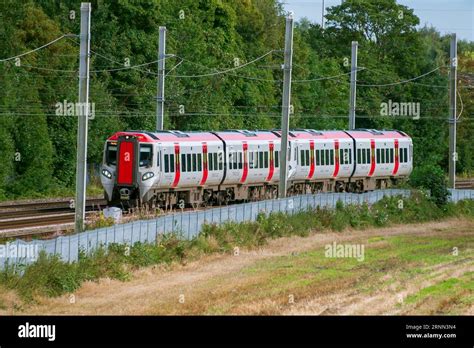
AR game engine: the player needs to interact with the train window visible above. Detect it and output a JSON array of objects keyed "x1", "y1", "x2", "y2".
[
  {"x1": 376, "y1": 149, "x2": 381, "y2": 164},
  {"x1": 367, "y1": 149, "x2": 371, "y2": 164},
  {"x1": 339, "y1": 149, "x2": 343, "y2": 165},
  {"x1": 249, "y1": 152, "x2": 254, "y2": 169},
  {"x1": 275, "y1": 150, "x2": 279, "y2": 168},
  {"x1": 330, "y1": 149, "x2": 334, "y2": 165},
  {"x1": 399, "y1": 148, "x2": 404, "y2": 163},
  {"x1": 213, "y1": 153, "x2": 218, "y2": 170},
  {"x1": 239, "y1": 152, "x2": 243, "y2": 169},
  {"x1": 321, "y1": 149, "x2": 326, "y2": 166},
  {"x1": 299, "y1": 150, "x2": 304, "y2": 166},
  {"x1": 209, "y1": 152, "x2": 214, "y2": 171},
  {"x1": 192, "y1": 153, "x2": 197, "y2": 171},
  {"x1": 181, "y1": 154, "x2": 186, "y2": 172},
  {"x1": 139, "y1": 145, "x2": 153, "y2": 167},
  {"x1": 186, "y1": 154, "x2": 191, "y2": 172},
  {"x1": 389, "y1": 148, "x2": 393, "y2": 163},
  {"x1": 218, "y1": 153, "x2": 223, "y2": 170},
  {"x1": 324, "y1": 150, "x2": 329, "y2": 165},
  {"x1": 357, "y1": 149, "x2": 361, "y2": 164},
  {"x1": 361, "y1": 148, "x2": 366, "y2": 164},
  {"x1": 264, "y1": 151, "x2": 269, "y2": 168},
  {"x1": 164, "y1": 154, "x2": 169, "y2": 173},
  {"x1": 382, "y1": 148, "x2": 386, "y2": 164},
  {"x1": 106, "y1": 143, "x2": 117, "y2": 165},
  {"x1": 157, "y1": 151, "x2": 161, "y2": 167},
  {"x1": 258, "y1": 152, "x2": 262, "y2": 169},
  {"x1": 402, "y1": 148, "x2": 408, "y2": 163},
  {"x1": 349, "y1": 149, "x2": 352, "y2": 164},
  {"x1": 170, "y1": 154, "x2": 174, "y2": 172},
  {"x1": 198, "y1": 154, "x2": 202, "y2": 171},
  {"x1": 316, "y1": 150, "x2": 320, "y2": 166},
  {"x1": 233, "y1": 152, "x2": 238, "y2": 170}
]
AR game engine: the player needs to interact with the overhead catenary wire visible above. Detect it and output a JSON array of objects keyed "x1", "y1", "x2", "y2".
[
  {"x1": 170, "y1": 50, "x2": 278, "y2": 78},
  {"x1": 0, "y1": 34, "x2": 75, "y2": 63},
  {"x1": 170, "y1": 55, "x2": 282, "y2": 82},
  {"x1": 293, "y1": 67, "x2": 366, "y2": 83},
  {"x1": 357, "y1": 66, "x2": 443, "y2": 87}
]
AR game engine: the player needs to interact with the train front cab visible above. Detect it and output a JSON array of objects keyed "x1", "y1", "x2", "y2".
[{"x1": 101, "y1": 134, "x2": 157, "y2": 206}]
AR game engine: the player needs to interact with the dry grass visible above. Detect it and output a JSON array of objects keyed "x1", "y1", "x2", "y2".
[{"x1": 1, "y1": 217, "x2": 473, "y2": 315}]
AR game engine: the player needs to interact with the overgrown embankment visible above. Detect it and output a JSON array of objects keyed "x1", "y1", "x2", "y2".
[{"x1": 1, "y1": 191, "x2": 474, "y2": 305}]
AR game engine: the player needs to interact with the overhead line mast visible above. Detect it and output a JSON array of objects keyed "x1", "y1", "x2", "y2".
[{"x1": 278, "y1": 13, "x2": 294, "y2": 199}]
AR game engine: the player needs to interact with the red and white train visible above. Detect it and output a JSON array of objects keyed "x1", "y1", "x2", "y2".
[{"x1": 100, "y1": 129, "x2": 413, "y2": 207}]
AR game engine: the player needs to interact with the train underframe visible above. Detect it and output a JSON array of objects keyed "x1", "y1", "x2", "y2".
[{"x1": 111, "y1": 176, "x2": 402, "y2": 209}]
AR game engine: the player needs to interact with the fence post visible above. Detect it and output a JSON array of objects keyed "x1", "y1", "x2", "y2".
[{"x1": 96, "y1": 226, "x2": 99, "y2": 250}]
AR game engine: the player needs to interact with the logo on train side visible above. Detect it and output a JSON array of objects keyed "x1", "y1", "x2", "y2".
[{"x1": 124, "y1": 152, "x2": 131, "y2": 162}]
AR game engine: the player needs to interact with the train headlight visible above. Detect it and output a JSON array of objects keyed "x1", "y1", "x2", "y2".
[
  {"x1": 142, "y1": 172, "x2": 154, "y2": 181},
  {"x1": 101, "y1": 169, "x2": 112, "y2": 179}
]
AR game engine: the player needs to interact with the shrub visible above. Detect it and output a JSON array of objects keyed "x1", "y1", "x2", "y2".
[{"x1": 409, "y1": 164, "x2": 450, "y2": 206}]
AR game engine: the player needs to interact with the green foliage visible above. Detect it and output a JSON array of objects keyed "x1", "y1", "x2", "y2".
[
  {"x1": 409, "y1": 164, "x2": 450, "y2": 206},
  {"x1": 0, "y1": 0, "x2": 472, "y2": 198}
]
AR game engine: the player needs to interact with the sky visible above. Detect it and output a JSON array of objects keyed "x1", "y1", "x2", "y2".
[{"x1": 281, "y1": 0, "x2": 474, "y2": 42}]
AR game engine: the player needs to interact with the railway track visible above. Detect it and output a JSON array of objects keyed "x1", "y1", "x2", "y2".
[
  {"x1": 456, "y1": 178, "x2": 474, "y2": 189},
  {"x1": 0, "y1": 198, "x2": 107, "y2": 238}
]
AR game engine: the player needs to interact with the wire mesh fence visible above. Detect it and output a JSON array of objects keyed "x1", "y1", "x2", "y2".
[{"x1": 1, "y1": 188, "x2": 473, "y2": 270}]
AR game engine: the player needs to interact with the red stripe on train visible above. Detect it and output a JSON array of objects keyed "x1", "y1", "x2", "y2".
[
  {"x1": 171, "y1": 143, "x2": 180, "y2": 188},
  {"x1": 199, "y1": 142, "x2": 208, "y2": 186},
  {"x1": 117, "y1": 141, "x2": 134, "y2": 185},
  {"x1": 332, "y1": 139, "x2": 340, "y2": 177},
  {"x1": 240, "y1": 142, "x2": 248, "y2": 183},
  {"x1": 392, "y1": 139, "x2": 399, "y2": 175},
  {"x1": 307, "y1": 140, "x2": 315, "y2": 179},
  {"x1": 368, "y1": 139, "x2": 376, "y2": 177},
  {"x1": 266, "y1": 142, "x2": 275, "y2": 182}
]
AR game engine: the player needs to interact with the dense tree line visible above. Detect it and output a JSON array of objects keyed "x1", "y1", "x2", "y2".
[{"x1": 0, "y1": 0, "x2": 472, "y2": 199}]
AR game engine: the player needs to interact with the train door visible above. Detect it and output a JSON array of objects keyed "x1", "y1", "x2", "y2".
[
  {"x1": 287, "y1": 141, "x2": 297, "y2": 179},
  {"x1": 116, "y1": 135, "x2": 138, "y2": 187}
]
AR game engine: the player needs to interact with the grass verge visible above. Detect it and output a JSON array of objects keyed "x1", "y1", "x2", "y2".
[{"x1": 1, "y1": 191, "x2": 474, "y2": 302}]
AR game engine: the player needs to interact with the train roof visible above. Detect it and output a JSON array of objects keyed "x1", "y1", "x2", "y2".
[
  {"x1": 283, "y1": 129, "x2": 352, "y2": 139},
  {"x1": 107, "y1": 129, "x2": 411, "y2": 143},
  {"x1": 346, "y1": 129, "x2": 409, "y2": 139},
  {"x1": 107, "y1": 130, "x2": 220, "y2": 143},
  {"x1": 213, "y1": 130, "x2": 280, "y2": 141}
]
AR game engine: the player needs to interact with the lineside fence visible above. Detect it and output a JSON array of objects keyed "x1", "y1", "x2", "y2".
[{"x1": 1, "y1": 189, "x2": 473, "y2": 270}]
